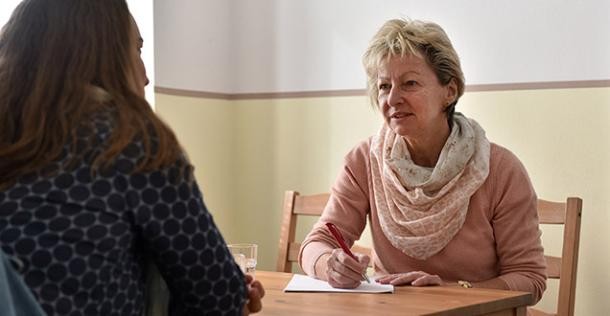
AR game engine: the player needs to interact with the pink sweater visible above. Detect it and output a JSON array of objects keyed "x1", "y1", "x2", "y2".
[{"x1": 299, "y1": 139, "x2": 547, "y2": 303}]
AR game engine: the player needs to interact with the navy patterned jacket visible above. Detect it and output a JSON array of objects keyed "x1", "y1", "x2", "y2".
[{"x1": 0, "y1": 110, "x2": 247, "y2": 315}]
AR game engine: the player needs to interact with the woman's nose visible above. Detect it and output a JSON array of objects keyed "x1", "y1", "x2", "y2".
[{"x1": 387, "y1": 86, "x2": 402, "y2": 107}]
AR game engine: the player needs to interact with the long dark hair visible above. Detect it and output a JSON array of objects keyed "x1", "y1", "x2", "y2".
[{"x1": 0, "y1": 0, "x2": 183, "y2": 188}]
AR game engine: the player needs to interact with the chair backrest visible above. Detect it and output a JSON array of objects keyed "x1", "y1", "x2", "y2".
[
  {"x1": 532, "y1": 197, "x2": 582, "y2": 316},
  {"x1": 277, "y1": 192, "x2": 582, "y2": 315},
  {"x1": 144, "y1": 262, "x2": 170, "y2": 316},
  {"x1": 276, "y1": 191, "x2": 371, "y2": 273}
]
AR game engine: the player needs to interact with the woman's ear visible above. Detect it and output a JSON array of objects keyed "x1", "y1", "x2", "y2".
[{"x1": 444, "y1": 78, "x2": 458, "y2": 105}]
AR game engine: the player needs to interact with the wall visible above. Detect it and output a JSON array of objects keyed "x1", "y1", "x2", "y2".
[
  {"x1": 156, "y1": 87, "x2": 610, "y2": 315},
  {"x1": 154, "y1": 0, "x2": 610, "y2": 314},
  {"x1": 155, "y1": 0, "x2": 610, "y2": 93},
  {"x1": 0, "y1": 0, "x2": 21, "y2": 27},
  {"x1": 0, "y1": 1, "x2": 155, "y2": 106},
  {"x1": 127, "y1": 1, "x2": 155, "y2": 106},
  {"x1": 155, "y1": 95, "x2": 239, "y2": 237}
]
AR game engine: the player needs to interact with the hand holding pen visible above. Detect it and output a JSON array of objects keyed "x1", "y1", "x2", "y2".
[{"x1": 325, "y1": 223, "x2": 371, "y2": 286}]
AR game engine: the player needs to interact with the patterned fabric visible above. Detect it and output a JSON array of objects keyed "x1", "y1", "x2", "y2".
[
  {"x1": 369, "y1": 113, "x2": 490, "y2": 260},
  {"x1": 0, "y1": 110, "x2": 247, "y2": 315}
]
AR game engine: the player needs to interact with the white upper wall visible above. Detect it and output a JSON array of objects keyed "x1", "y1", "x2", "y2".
[
  {"x1": 0, "y1": 1, "x2": 21, "y2": 27},
  {"x1": 154, "y1": 0, "x2": 233, "y2": 93},
  {"x1": 128, "y1": 1, "x2": 155, "y2": 106},
  {"x1": 1, "y1": 1, "x2": 155, "y2": 105},
  {"x1": 155, "y1": 0, "x2": 610, "y2": 93}
]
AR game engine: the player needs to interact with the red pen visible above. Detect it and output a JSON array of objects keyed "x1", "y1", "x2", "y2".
[{"x1": 325, "y1": 222, "x2": 371, "y2": 283}]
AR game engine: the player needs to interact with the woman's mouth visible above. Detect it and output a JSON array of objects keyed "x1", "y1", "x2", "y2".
[{"x1": 390, "y1": 112, "x2": 411, "y2": 119}]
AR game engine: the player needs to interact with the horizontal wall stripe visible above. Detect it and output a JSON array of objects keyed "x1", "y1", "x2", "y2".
[
  {"x1": 154, "y1": 87, "x2": 366, "y2": 100},
  {"x1": 466, "y1": 80, "x2": 610, "y2": 92},
  {"x1": 156, "y1": 79, "x2": 610, "y2": 100}
]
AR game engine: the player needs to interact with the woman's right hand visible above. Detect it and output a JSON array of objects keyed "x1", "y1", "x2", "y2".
[{"x1": 323, "y1": 248, "x2": 370, "y2": 289}]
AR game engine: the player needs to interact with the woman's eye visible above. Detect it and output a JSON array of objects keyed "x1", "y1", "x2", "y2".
[
  {"x1": 378, "y1": 83, "x2": 391, "y2": 90},
  {"x1": 404, "y1": 80, "x2": 417, "y2": 87}
]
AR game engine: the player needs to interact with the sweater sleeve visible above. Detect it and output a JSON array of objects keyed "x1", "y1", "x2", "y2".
[
  {"x1": 133, "y1": 160, "x2": 248, "y2": 315},
  {"x1": 490, "y1": 146, "x2": 547, "y2": 303},
  {"x1": 298, "y1": 140, "x2": 372, "y2": 277}
]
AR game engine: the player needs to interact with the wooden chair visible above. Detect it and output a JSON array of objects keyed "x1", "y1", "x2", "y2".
[
  {"x1": 276, "y1": 191, "x2": 371, "y2": 273},
  {"x1": 144, "y1": 262, "x2": 169, "y2": 316},
  {"x1": 532, "y1": 197, "x2": 582, "y2": 316},
  {"x1": 277, "y1": 191, "x2": 582, "y2": 316}
]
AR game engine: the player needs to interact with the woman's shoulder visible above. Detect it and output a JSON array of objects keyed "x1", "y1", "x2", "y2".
[
  {"x1": 81, "y1": 109, "x2": 188, "y2": 176},
  {"x1": 80, "y1": 107, "x2": 118, "y2": 143},
  {"x1": 346, "y1": 137, "x2": 374, "y2": 157},
  {"x1": 342, "y1": 137, "x2": 374, "y2": 166},
  {"x1": 489, "y1": 143, "x2": 525, "y2": 170},
  {"x1": 488, "y1": 142, "x2": 532, "y2": 188}
]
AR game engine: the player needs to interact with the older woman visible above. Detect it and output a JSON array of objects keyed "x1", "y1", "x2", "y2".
[
  {"x1": 299, "y1": 19, "x2": 546, "y2": 303},
  {"x1": 0, "y1": 0, "x2": 263, "y2": 315}
]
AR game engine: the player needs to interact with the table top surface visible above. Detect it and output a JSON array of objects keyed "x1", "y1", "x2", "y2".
[{"x1": 255, "y1": 271, "x2": 532, "y2": 316}]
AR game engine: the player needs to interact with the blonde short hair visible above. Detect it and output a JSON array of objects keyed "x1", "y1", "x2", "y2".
[{"x1": 362, "y1": 19, "x2": 465, "y2": 111}]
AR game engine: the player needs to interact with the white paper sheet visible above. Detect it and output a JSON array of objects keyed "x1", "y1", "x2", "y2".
[{"x1": 283, "y1": 274, "x2": 394, "y2": 293}]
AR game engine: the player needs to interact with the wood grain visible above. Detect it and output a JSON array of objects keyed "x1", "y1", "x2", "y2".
[{"x1": 256, "y1": 271, "x2": 532, "y2": 316}]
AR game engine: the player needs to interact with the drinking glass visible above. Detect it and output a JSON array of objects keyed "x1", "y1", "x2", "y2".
[{"x1": 228, "y1": 243, "x2": 257, "y2": 274}]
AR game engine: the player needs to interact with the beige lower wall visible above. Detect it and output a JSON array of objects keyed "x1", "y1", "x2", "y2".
[
  {"x1": 154, "y1": 95, "x2": 239, "y2": 238},
  {"x1": 156, "y1": 87, "x2": 610, "y2": 316}
]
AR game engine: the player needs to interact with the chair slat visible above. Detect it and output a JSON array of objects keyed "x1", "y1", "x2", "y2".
[
  {"x1": 545, "y1": 255, "x2": 561, "y2": 279},
  {"x1": 533, "y1": 197, "x2": 582, "y2": 316},
  {"x1": 287, "y1": 242, "x2": 301, "y2": 262},
  {"x1": 276, "y1": 191, "x2": 298, "y2": 272},
  {"x1": 278, "y1": 191, "x2": 374, "y2": 273},
  {"x1": 537, "y1": 199, "x2": 566, "y2": 224},
  {"x1": 293, "y1": 193, "x2": 331, "y2": 216},
  {"x1": 557, "y1": 198, "x2": 582, "y2": 316}
]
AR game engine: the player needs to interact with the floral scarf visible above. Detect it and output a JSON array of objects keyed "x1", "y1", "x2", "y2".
[{"x1": 369, "y1": 113, "x2": 490, "y2": 260}]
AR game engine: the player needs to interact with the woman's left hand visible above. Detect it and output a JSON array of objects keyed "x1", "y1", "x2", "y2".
[
  {"x1": 376, "y1": 271, "x2": 443, "y2": 286},
  {"x1": 242, "y1": 274, "x2": 265, "y2": 315}
]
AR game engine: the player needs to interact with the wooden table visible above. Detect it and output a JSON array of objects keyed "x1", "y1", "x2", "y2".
[{"x1": 255, "y1": 271, "x2": 532, "y2": 316}]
